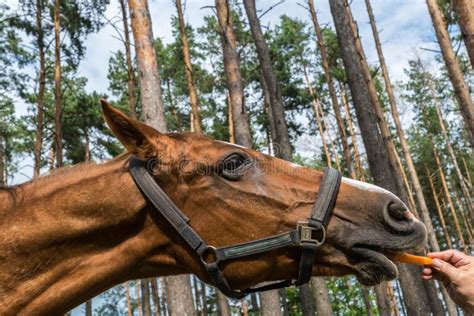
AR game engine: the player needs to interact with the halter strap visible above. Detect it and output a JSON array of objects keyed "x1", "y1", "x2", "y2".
[{"x1": 129, "y1": 156, "x2": 341, "y2": 299}]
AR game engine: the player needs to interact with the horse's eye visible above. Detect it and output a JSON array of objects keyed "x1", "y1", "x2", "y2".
[{"x1": 219, "y1": 153, "x2": 251, "y2": 180}]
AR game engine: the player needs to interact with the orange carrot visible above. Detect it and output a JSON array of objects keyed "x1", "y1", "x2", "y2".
[{"x1": 394, "y1": 253, "x2": 433, "y2": 266}]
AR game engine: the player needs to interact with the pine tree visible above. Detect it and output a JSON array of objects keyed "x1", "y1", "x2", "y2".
[{"x1": 426, "y1": 0, "x2": 474, "y2": 145}]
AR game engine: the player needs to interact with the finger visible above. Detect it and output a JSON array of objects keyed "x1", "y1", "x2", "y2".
[
  {"x1": 428, "y1": 250, "x2": 465, "y2": 265},
  {"x1": 422, "y1": 268, "x2": 432, "y2": 275},
  {"x1": 422, "y1": 274, "x2": 432, "y2": 280},
  {"x1": 431, "y1": 258, "x2": 460, "y2": 282}
]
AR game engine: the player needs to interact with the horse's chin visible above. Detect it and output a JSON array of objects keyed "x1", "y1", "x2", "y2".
[{"x1": 351, "y1": 248, "x2": 399, "y2": 286}]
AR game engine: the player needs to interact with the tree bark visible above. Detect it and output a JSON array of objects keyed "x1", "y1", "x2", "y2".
[
  {"x1": 85, "y1": 300, "x2": 92, "y2": 316},
  {"x1": 150, "y1": 278, "x2": 161, "y2": 316},
  {"x1": 243, "y1": 0, "x2": 292, "y2": 161},
  {"x1": 302, "y1": 63, "x2": 332, "y2": 168},
  {"x1": 135, "y1": 281, "x2": 143, "y2": 316},
  {"x1": 360, "y1": 286, "x2": 373, "y2": 316},
  {"x1": 329, "y1": 1, "x2": 436, "y2": 314},
  {"x1": 33, "y1": 0, "x2": 45, "y2": 177},
  {"x1": 128, "y1": 0, "x2": 167, "y2": 132},
  {"x1": 0, "y1": 136, "x2": 4, "y2": 186},
  {"x1": 165, "y1": 276, "x2": 195, "y2": 316},
  {"x1": 310, "y1": 277, "x2": 333, "y2": 316},
  {"x1": 53, "y1": 0, "x2": 62, "y2": 168},
  {"x1": 216, "y1": 291, "x2": 231, "y2": 316},
  {"x1": 308, "y1": 0, "x2": 354, "y2": 178},
  {"x1": 215, "y1": 0, "x2": 252, "y2": 147},
  {"x1": 433, "y1": 145, "x2": 467, "y2": 252},
  {"x1": 140, "y1": 279, "x2": 152, "y2": 316},
  {"x1": 340, "y1": 82, "x2": 366, "y2": 181},
  {"x1": 260, "y1": 290, "x2": 281, "y2": 316},
  {"x1": 250, "y1": 293, "x2": 260, "y2": 314},
  {"x1": 452, "y1": 0, "x2": 474, "y2": 68},
  {"x1": 119, "y1": 0, "x2": 137, "y2": 118},
  {"x1": 200, "y1": 281, "x2": 207, "y2": 315},
  {"x1": 426, "y1": 0, "x2": 474, "y2": 145},
  {"x1": 299, "y1": 284, "x2": 315, "y2": 316},
  {"x1": 426, "y1": 166, "x2": 453, "y2": 249},
  {"x1": 175, "y1": 0, "x2": 203, "y2": 133},
  {"x1": 125, "y1": 282, "x2": 133, "y2": 316}
]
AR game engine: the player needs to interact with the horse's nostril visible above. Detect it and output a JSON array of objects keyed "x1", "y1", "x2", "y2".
[{"x1": 387, "y1": 202, "x2": 411, "y2": 222}]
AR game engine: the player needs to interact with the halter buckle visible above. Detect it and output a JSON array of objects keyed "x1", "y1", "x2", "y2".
[{"x1": 297, "y1": 221, "x2": 325, "y2": 246}]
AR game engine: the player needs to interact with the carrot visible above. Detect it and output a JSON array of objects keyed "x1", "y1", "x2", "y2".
[{"x1": 393, "y1": 253, "x2": 433, "y2": 266}]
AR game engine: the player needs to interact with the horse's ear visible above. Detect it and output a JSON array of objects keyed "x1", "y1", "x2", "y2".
[{"x1": 100, "y1": 99, "x2": 169, "y2": 159}]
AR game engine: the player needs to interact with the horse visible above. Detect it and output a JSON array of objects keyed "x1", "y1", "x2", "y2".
[{"x1": 0, "y1": 100, "x2": 426, "y2": 315}]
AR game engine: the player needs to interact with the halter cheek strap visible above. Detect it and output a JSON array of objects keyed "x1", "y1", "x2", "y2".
[{"x1": 129, "y1": 156, "x2": 341, "y2": 299}]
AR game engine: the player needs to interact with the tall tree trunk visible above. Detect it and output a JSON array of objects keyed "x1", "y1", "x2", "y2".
[
  {"x1": 200, "y1": 281, "x2": 207, "y2": 316},
  {"x1": 126, "y1": 282, "x2": 133, "y2": 316},
  {"x1": 0, "y1": 136, "x2": 4, "y2": 186},
  {"x1": 329, "y1": 1, "x2": 436, "y2": 314},
  {"x1": 85, "y1": 300, "x2": 92, "y2": 316},
  {"x1": 150, "y1": 279, "x2": 160, "y2": 316},
  {"x1": 364, "y1": 0, "x2": 452, "y2": 263},
  {"x1": 340, "y1": 82, "x2": 366, "y2": 181},
  {"x1": 175, "y1": 0, "x2": 202, "y2": 133},
  {"x1": 165, "y1": 276, "x2": 195, "y2": 316},
  {"x1": 227, "y1": 94, "x2": 235, "y2": 144},
  {"x1": 308, "y1": 0, "x2": 355, "y2": 178},
  {"x1": 243, "y1": 0, "x2": 292, "y2": 160},
  {"x1": 141, "y1": 279, "x2": 152, "y2": 316},
  {"x1": 135, "y1": 281, "x2": 143, "y2": 316},
  {"x1": 260, "y1": 290, "x2": 281, "y2": 316},
  {"x1": 279, "y1": 288, "x2": 290, "y2": 316},
  {"x1": 433, "y1": 145, "x2": 467, "y2": 252},
  {"x1": 453, "y1": 189, "x2": 473, "y2": 244},
  {"x1": 53, "y1": 0, "x2": 62, "y2": 168},
  {"x1": 426, "y1": 0, "x2": 474, "y2": 144},
  {"x1": 310, "y1": 277, "x2": 333, "y2": 316},
  {"x1": 426, "y1": 166, "x2": 453, "y2": 249},
  {"x1": 360, "y1": 286, "x2": 374, "y2": 316},
  {"x1": 216, "y1": 291, "x2": 230, "y2": 316},
  {"x1": 251, "y1": 293, "x2": 260, "y2": 314},
  {"x1": 451, "y1": 0, "x2": 474, "y2": 68},
  {"x1": 429, "y1": 80, "x2": 473, "y2": 219},
  {"x1": 215, "y1": 0, "x2": 252, "y2": 147},
  {"x1": 161, "y1": 279, "x2": 168, "y2": 316},
  {"x1": 119, "y1": 0, "x2": 137, "y2": 118},
  {"x1": 34, "y1": 0, "x2": 45, "y2": 177},
  {"x1": 128, "y1": 0, "x2": 166, "y2": 132},
  {"x1": 452, "y1": 0, "x2": 474, "y2": 68},
  {"x1": 302, "y1": 64, "x2": 332, "y2": 167},
  {"x1": 84, "y1": 129, "x2": 90, "y2": 162},
  {"x1": 129, "y1": 1, "x2": 195, "y2": 314},
  {"x1": 299, "y1": 284, "x2": 314, "y2": 316},
  {"x1": 260, "y1": 69, "x2": 277, "y2": 155}
]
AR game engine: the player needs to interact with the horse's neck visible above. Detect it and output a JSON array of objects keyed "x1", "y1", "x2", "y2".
[{"x1": 0, "y1": 158, "x2": 172, "y2": 315}]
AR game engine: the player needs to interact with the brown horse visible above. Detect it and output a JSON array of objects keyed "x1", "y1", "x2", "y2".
[{"x1": 0, "y1": 101, "x2": 426, "y2": 315}]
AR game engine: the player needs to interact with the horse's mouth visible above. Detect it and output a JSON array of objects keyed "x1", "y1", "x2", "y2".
[{"x1": 348, "y1": 244, "x2": 420, "y2": 286}]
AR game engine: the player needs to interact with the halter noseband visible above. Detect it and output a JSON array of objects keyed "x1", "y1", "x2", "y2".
[{"x1": 129, "y1": 156, "x2": 341, "y2": 299}]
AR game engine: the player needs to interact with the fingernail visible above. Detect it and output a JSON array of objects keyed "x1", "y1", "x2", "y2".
[{"x1": 432, "y1": 259, "x2": 442, "y2": 269}]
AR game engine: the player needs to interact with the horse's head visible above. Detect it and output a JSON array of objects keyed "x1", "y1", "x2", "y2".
[{"x1": 102, "y1": 101, "x2": 426, "y2": 289}]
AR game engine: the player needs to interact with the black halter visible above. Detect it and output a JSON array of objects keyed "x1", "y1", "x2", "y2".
[{"x1": 129, "y1": 156, "x2": 341, "y2": 299}]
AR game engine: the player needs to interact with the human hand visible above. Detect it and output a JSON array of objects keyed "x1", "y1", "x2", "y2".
[{"x1": 422, "y1": 249, "x2": 474, "y2": 313}]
